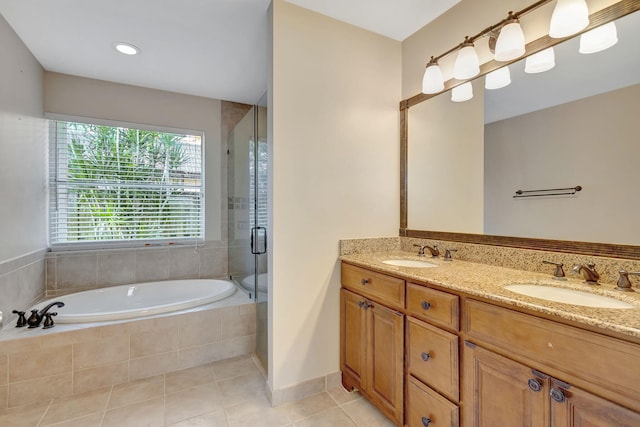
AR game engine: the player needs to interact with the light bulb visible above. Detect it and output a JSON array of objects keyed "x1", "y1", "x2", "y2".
[
  {"x1": 579, "y1": 22, "x2": 618, "y2": 54},
  {"x1": 422, "y1": 58, "x2": 444, "y2": 94},
  {"x1": 525, "y1": 47, "x2": 556, "y2": 73},
  {"x1": 549, "y1": 0, "x2": 589, "y2": 38},
  {"x1": 113, "y1": 42, "x2": 140, "y2": 55},
  {"x1": 454, "y1": 40, "x2": 480, "y2": 80},
  {"x1": 495, "y1": 20, "x2": 526, "y2": 62},
  {"x1": 451, "y1": 82, "x2": 473, "y2": 102},
  {"x1": 485, "y1": 66, "x2": 511, "y2": 90}
]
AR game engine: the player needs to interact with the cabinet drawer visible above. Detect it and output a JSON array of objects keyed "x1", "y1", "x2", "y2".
[
  {"x1": 464, "y1": 299, "x2": 640, "y2": 410},
  {"x1": 407, "y1": 317, "x2": 459, "y2": 402},
  {"x1": 341, "y1": 263, "x2": 404, "y2": 310},
  {"x1": 407, "y1": 283, "x2": 459, "y2": 331},
  {"x1": 407, "y1": 376, "x2": 459, "y2": 427}
]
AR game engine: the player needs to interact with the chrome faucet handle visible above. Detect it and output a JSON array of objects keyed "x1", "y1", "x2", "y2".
[
  {"x1": 616, "y1": 271, "x2": 640, "y2": 292},
  {"x1": 542, "y1": 261, "x2": 566, "y2": 280},
  {"x1": 443, "y1": 249, "x2": 457, "y2": 261}
]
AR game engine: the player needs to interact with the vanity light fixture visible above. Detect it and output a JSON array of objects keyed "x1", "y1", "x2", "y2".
[
  {"x1": 451, "y1": 82, "x2": 473, "y2": 102},
  {"x1": 113, "y1": 42, "x2": 140, "y2": 56},
  {"x1": 525, "y1": 47, "x2": 556, "y2": 73},
  {"x1": 422, "y1": 56, "x2": 445, "y2": 94},
  {"x1": 454, "y1": 37, "x2": 480, "y2": 79},
  {"x1": 579, "y1": 22, "x2": 618, "y2": 54},
  {"x1": 494, "y1": 14, "x2": 526, "y2": 61},
  {"x1": 549, "y1": 0, "x2": 590, "y2": 38},
  {"x1": 485, "y1": 66, "x2": 511, "y2": 90}
]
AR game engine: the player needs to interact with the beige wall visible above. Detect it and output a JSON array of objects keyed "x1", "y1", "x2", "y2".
[
  {"x1": 269, "y1": 0, "x2": 401, "y2": 391},
  {"x1": 44, "y1": 72, "x2": 224, "y2": 241},
  {"x1": 485, "y1": 83, "x2": 640, "y2": 245}
]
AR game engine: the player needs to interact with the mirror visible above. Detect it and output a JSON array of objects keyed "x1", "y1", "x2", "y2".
[{"x1": 406, "y1": 6, "x2": 640, "y2": 249}]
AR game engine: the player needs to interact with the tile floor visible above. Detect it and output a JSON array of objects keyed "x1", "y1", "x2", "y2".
[{"x1": 0, "y1": 355, "x2": 394, "y2": 427}]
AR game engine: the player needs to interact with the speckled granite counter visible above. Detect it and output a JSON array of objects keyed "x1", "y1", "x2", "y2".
[{"x1": 340, "y1": 251, "x2": 640, "y2": 341}]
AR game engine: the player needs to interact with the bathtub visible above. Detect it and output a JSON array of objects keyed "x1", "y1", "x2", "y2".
[
  {"x1": 240, "y1": 272, "x2": 268, "y2": 293},
  {"x1": 31, "y1": 279, "x2": 237, "y2": 323}
]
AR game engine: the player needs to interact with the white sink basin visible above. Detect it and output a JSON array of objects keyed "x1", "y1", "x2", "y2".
[
  {"x1": 382, "y1": 259, "x2": 437, "y2": 268},
  {"x1": 504, "y1": 284, "x2": 634, "y2": 309}
]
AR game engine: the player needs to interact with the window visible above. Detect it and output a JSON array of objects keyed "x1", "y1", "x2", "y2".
[{"x1": 49, "y1": 120, "x2": 204, "y2": 247}]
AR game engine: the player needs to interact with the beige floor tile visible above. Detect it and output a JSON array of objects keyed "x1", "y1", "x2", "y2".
[
  {"x1": 225, "y1": 394, "x2": 290, "y2": 427},
  {"x1": 102, "y1": 396, "x2": 165, "y2": 427},
  {"x1": 211, "y1": 355, "x2": 259, "y2": 381},
  {"x1": 165, "y1": 382, "x2": 226, "y2": 425},
  {"x1": 0, "y1": 403, "x2": 49, "y2": 427},
  {"x1": 326, "y1": 385, "x2": 362, "y2": 405},
  {"x1": 166, "y1": 409, "x2": 229, "y2": 426},
  {"x1": 279, "y1": 392, "x2": 338, "y2": 423},
  {"x1": 40, "y1": 387, "x2": 110, "y2": 425},
  {"x1": 293, "y1": 407, "x2": 356, "y2": 427},
  {"x1": 217, "y1": 372, "x2": 267, "y2": 407},
  {"x1": 341, "y1": 398, "x2": 395, "y2": 427},
  {"x1": 42, "y1": 411, "x2": 104, "y2": 427},
  {"x1": 108, "y1": 375, "x2": 164, "y2": 409},
  {"x1": 166, "y1": 364, "x2": 215, "y2": 395}
]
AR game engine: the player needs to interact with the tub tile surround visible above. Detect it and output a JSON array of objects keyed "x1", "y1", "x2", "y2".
[
  {"x1": 0, "y1": 293, "x2": 256, "y2": 410},
  {"x1": 45, "y1": 241, "x2": 229, "y2": 297},
  {"x1": 0, "y1": 250, "x2": 46, "y2": 327}
]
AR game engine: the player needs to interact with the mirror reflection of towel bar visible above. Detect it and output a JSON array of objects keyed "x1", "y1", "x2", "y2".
[{"x1": 514, "y1": 185, "x2": 582, "y2": 198}]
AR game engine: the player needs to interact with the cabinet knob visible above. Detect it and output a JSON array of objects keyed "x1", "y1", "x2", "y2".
[
  {"x1": 358, "y1": 301, "x2": 365, "y2": 308},
  {"x1": 421, "y1": 301, "x2": 431, "y2": 310},
  {"x1": 421, "y1": 417, "x2": 432, "y2": 426},
  {"x1": 527, "y1": 378, "x2": 542, "y2": 392},
  {"x1": 550, "y1": 388, "x2": 566, "y2": 403},
  {"x1": 361, "y1": 278, "x2": 369, "y2": 285},
  {"x1": 421, "y1": 352, "x2": 431, "y2": 362}
]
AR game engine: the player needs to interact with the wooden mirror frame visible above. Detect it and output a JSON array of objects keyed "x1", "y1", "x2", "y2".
[{"x1": 399, "y1": 0, "x2": 640, "y2": 260}]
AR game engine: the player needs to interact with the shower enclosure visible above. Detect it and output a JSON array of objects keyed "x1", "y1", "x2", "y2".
[{"x1": 227, "y1": 93, "x2": 268, "y2": 371}]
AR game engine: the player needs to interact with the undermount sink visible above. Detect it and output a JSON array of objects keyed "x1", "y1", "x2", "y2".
[
  {"x1": 504, "y1": 284, "x2": 634, "y2": 309},
  {"x1": 382, "y1": 259, "x2": 437, "y2": 268}
]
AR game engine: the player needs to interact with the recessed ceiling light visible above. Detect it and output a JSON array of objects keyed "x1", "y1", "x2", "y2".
[{"x1": 113, "y1": 42, "x2": 140, "y2": 56}]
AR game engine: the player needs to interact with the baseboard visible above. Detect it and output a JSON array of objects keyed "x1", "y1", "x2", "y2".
[{"x1": 267, "y1": 371, "x2": 341, "y2": 407}]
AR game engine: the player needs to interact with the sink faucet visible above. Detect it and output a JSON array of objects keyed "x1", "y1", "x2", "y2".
[
  {"x1": 26, "y1": 301, "x2": 65, "y2": 328},
  {"x1": 413, "y1": 244, "x2": 439, "y2": 258},
  {"x1": 572, "y1": 263, "x2": 600, "y2": 285},
  {"x1": 616, "y1": 270, "x2": 640, "y2": 292}
]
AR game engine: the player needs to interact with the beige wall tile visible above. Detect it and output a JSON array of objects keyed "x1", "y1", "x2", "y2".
[
  {"x1": 199, "y1": 247, "x2": 227, "y2": 278},
  {"x1": 0, "y1": 384, "x2": 7, "y2": 409},
  {"x1": 46, "y1": 257, "x2": 56, "y2": 291},
  {"x1": 56, "y1": 254, "x2": 97, "y2": 289},
  {"x1": 178, "y1": 312, "x2": 221, "y2": 348},
  {"x1": 9, "y1": 344, "x2": 72, "y2": 382},
  {"x1": 177, "y1": 344, "x2": 222, "y2": 370},
  {"x1": 135, "y1": 249, "x2": 169, "y2": 282},
  {"x1": 73, "y1": 334, "x2": 129, "y2": 370},
  {"x1": 98, "y1": 322, "x2": 132, "y2": 338},
  {"x1": 97, "y1": 251, "x2": 135, "y2": 287},
  {"x1": 9, "y1": 373, "x2": 73, "y2": 407},
  {"x1": 130, "y1": 351, "x2": 177, "y2": 380},
  {"x1": 102, "y1": 396, "x2": 165, "y2": 427},
  {"x1": 0, "y1": 354, "x2": 6, "y2": 385},
  {"x1": 39, "y1": 387, "x2": 110, "y2": 425},
  {"x1": 73, "y1": 361, "x2": 129, "y2": 394},
  {"x1": 0, "y1": 336, "x2": 40, "y2": 356},
  {"x1": 108, "y1": 375, "x2": 164, "y2": 410},
  {"x1": 130, "y1": 326, "x2": 178, "y2": 358},
  {"x1": 40, "y1": 328, "x2": 101, "y2": 349},
  {"x1": 221, "y1": 306, "x2": 256, "y2": 339},
  {"x1": 168, "y1": 247, "x2": 200, "y2": 279}
]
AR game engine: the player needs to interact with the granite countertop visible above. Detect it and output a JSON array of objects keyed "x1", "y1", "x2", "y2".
[{"x1": 340, "y1": 251, "x2": 640, "y2": 341}]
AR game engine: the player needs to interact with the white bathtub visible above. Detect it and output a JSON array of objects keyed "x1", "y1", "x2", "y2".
[{"x1": 31, "y1": 279, "x2": 237, "y2": 323}]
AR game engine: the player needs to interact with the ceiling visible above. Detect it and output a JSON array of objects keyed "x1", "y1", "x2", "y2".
[{"x1": 0, "y1": 0, "x2": 458, "y2": 105}]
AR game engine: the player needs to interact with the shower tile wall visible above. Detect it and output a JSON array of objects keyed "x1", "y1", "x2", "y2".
[
  {"x1": 46, "y1": 242, "x2": 228, "y2": 296},
  {"x1": 0, "y1": 250, "x2": 46, "y2": 326}
]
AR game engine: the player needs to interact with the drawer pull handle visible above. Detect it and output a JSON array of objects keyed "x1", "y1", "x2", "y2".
[
  {"x1": 361, "y1": 278, "x2": 369, "y2": 285},
  {"x1": 528, "y1": 378, "x2": 542, "y2": 392},
  {"x1": 421, "y1": 417, "x2": 432, "y2": 426},
  {"x1": 550, "y1": 388, "x2": 566, "y2": 403},
  {"x1": 358, "y1": 301, "x2": 365, "y2": 308},
  {"x1": 421, "y1": 352, "x2": 431, "y2": 362},
  {"x1": 421, "y1": 301, "x2": 431, "y2": 310}
]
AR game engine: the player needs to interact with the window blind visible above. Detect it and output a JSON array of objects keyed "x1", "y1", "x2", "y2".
[{"x1": 50, "y1": 120, "x2": 204, "y2": 245}]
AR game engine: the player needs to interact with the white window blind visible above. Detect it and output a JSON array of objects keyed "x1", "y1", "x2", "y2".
[{"x1": 50, "y1": 120, "x2": 204, "y2": 246}]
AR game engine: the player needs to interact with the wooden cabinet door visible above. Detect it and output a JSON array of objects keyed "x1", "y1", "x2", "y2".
[
  {"x1": 367, "y1": 300, "x2": 404, "y2": 424},
  {"x1": 550, "y1": 382, "x2": 640, "y2": 427},
  {"x1": 340, "y1": 289, "x2": 367, "y2": 391},
  {"x1": 463, "y1": 342, "x2": 549, "y2": 427}
]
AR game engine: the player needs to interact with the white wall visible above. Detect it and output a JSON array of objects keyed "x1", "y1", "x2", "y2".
[
  {"x1": 44, "y1": 72, "x2": 224, "y2": 241},
  {"x1": 485, "y1": 83, "x2": 640, "y2": 245},
  {"x1": 269, "y1": 0, "x2": 400, "y2": 391},
  {"x1": 0, "y1": 14, "x2": 47, "y2": 262}
]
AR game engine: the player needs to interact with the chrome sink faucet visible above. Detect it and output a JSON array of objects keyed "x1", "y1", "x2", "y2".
[
  {"x1": 413, "y1": 244, "x2": 439, "y2": 258},
  {"x1": 572, "y1": 263, "x2": 600, "y2": 285}
]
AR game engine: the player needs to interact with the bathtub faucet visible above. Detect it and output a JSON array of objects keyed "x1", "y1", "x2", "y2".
[{"x1": 27, "y1": 301, "x2": 65, "y2": 328}]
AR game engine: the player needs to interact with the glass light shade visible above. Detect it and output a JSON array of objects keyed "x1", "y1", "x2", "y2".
[
  {"x1": 525, "y1": 47, "x2": 556, "y2": 73},
  {"x1": 113, "y1": 42, "x2": 140, "y2": 55},
  {"x1": 422, "y1": 63, "x2": 444, "y2": 94},
  {"x1": 494, "y1": 21, "x2": 526, "y2": 61},
  {"x1": 451, "y1": 82, "x2": 473, "y2": 102},
  {"x1": 485, "y1": 66, "x2": 511, "y2": 90},
  {"x1": 579, "y1": 22, "x2": 618, "y2": 54},
  {"x1": 454, "y1": 44, "x2": 480, "y2": 79},
  {"x1": 549, "y1": 0, "x2": 589, "y2": 38}
]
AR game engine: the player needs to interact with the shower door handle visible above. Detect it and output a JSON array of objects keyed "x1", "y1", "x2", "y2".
[{"x1": 251, "y1": 226, "x2": 267, "y2": 255}]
